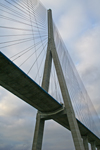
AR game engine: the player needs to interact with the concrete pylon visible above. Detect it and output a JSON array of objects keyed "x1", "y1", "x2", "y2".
[
  {"x1": 32, "y1": 9, "x2": 85, "y2": 150},
  {"x1": 32, "y1": 9, "x2": 53, "y2": 150},
  {"x1": 32, "y1": 112, "x2": 45, "y2": 150},
  {"x1": 48, "y1": 9, "x2": 85, "y2": 150},
  {"x1": 90, "y1": 141, "x2": 96, "y2": 150},
  {"x1": 82, "y1": 136, "x2": 89, "y2": 150}
]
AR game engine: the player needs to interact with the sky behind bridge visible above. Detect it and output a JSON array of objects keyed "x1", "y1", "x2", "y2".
[{"x1": 0, "y1": 0, "x2": 100, "y2": 150}]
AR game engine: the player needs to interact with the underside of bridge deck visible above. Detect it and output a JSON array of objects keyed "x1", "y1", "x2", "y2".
[{"x1": 0, "y1": 52, "x2": 100, "y2": 146}]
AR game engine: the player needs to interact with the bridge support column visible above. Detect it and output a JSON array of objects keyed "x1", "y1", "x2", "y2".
[
  {"x1": 90, "y1": 141, "x2": 96, "y2": 150},
  {"x1": 82, "y1": 136, "x2": 89, "y2": 150},
  {"x1": 97, "y1": 146, "x2": 100, "y2": 150},
  {"x1": 32, "y1": 112, "x2": 45, "y2": 150}
]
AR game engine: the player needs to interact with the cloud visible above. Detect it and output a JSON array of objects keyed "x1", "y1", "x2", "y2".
[
  {"x1": 57, "y1": 3, "x2": 89, "y2": 40},
  {"x1": 73, "y1": 25, "x2": 100, "y2": 105},
  {"x1": 0, "y1": 86, "x2": 37, "y2": 149},
  {"x1": 87, "y1": 0, "x2": 100, "y2": 21}
]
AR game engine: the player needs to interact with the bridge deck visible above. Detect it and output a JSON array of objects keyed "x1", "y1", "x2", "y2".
[
  {"x1": 0, "y1": 52, "x2": 62, "y2": 113},
  {"x1": 0, "y1": 52, "x2": 100, "y2": 146}
]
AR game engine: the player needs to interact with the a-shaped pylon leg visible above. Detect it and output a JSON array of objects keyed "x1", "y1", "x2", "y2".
[{"x1": 32, "y1": 112, "x2": 45, "y2": 150}]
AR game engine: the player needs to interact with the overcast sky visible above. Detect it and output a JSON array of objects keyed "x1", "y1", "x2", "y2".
[{"x1": 0, "y1": 0, "x2": 100, "y2": 150}]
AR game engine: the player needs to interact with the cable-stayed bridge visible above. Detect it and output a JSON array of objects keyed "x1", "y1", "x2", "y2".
[{"x1": 0, "y1": 0, "x2": 100, "y2": 150}]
